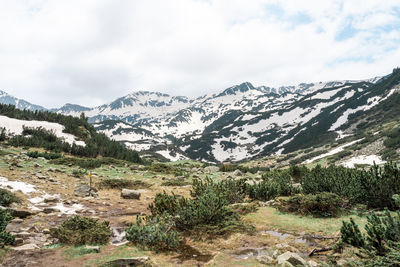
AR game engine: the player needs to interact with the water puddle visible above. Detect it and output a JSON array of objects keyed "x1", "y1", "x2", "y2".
[
  {"x1": 174, "y1": 244, "x2": 214, "y2": 263},
  {"x1": 233, "y1": 247, "x2": 272, "y2": 260},
  {"x1": 260, "y1": 230, "x2": 316, "y2": 246}
]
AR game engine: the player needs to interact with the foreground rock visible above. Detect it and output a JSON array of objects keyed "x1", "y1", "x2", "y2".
[
  {"x1": 74, "y1": 184, "x2": 98, "y2": 197},
  {"x1": 121, "y1": 189, "x2": 141, "y2": 199},
  {"x1": 106, "y1": 256, "x2": 150, "y2": 266},
  {"x1": 277, "y1": 251, "x2": 307, "y2": 266},
  {"x1": 12, "y1": 244, "x2": 39, "y2": 251}
]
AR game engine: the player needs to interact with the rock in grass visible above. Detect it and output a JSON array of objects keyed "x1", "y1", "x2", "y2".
[
  {"x1": 12, "y1": 244, "x2": 39, "y2": 251},
  {"x1": 277, "y1": 251, "x2": 307, "y2": 266},
  {"x1": 106, "y1": 257, "x2": 150, "y2": 266},
  {"x1": 120, "y1": 189, "x2": 141, "y2": 199},
  {"x1": 84, "y1": 245, "x2": 100, "y2": 253},
  {"x1": 74, "y1": 185, "x2": 98, "y2": 197}
]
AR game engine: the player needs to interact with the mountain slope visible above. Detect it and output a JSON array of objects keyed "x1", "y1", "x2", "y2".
[
  {"x1": 0, "y1": 90, "x2": 45, "y2": 111},
  {"x1": 0, "y1": 71, "x2": 397, "y2": 163}
]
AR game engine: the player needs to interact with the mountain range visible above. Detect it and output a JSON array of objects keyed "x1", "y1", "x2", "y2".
[{"x1": 1, "y1": 69, "x2": 399, "y2": 163}]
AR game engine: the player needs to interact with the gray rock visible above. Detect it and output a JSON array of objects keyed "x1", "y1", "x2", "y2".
[
  {"x1": 85, "y1": 245, "x2": 100, "y2": 253},
  {"x1": 12, "y1": 243, "x2": 39, "y2": 251},
  {"x1": 277, "y1": 252, "x2": 307, "y2": 266},
  {"x1": 256, "y1": 255, "x2": 274, "y2": 265},
  {"x1": 233, "y1": 169, "x2": 243, "y2": 176},
  {"x1": 44, "y1": 195, "x2": 59, "y2": 203},
  {"x1": 106, "y1": 257, "x2": 150, "y2": 266},
  {"x1": 204, "y1": 166, "x2": 219, "y2": 173},
  {"x1": 121, "y1": 189, "x2": 141, "y2": 199},
  {"x1": 13, "y1": 238, "x2": 24, "y2": 246},
  {"x1": 43, "y1": 207, "x2": 60, "y2": 214},
  {"x1": 74, "y1": 184, "x2": 98, "y2": 197}
]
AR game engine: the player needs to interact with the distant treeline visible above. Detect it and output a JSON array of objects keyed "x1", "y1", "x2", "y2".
[{"x1": 0, "y1": 104, "x2": 142, "y2": 163}]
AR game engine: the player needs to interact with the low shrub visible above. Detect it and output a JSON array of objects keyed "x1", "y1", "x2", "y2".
[
  {"x1": 71, "y1": 169, "x2": 87, "y2": 178},
  {"x1": 0, "y1": 189, "x2": 20, "y2": 207},
  {"x1": 249, "y1": 170, "x2": 297, "y2": 201},
  {"x1": 125, "y1": 214, "x2": 179, "y2": 251},
  {"x1": 278, "y1": 192, "x2": 345, "y2": 217},
  {"x1": 50, "y1": 216, "x2": 111, "y2": 245},
  {"x1": 27, "y1": 150, "x2": 62, "y2": 160},
  {"x1": 98, "y1": 178, "x2": 151, "y2": 189},
  {"x1": 0, "y1": 209, "x2": 14, "y2": 247},
  {"x1": 161, "y1": 178, "x2": 190, "y2": 187},
  {"x1": 191, "y1": 177, "x2": 248, "y2": 204}
]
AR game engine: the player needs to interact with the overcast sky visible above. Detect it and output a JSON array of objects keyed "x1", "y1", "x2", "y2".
[{"x1": 1, "y1": 0, "x2": 400, "y2": 108}]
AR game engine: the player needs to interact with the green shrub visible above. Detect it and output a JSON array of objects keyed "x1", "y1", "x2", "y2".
[
  {"x1": 148, "y1": 189, "x2": 250, "y2": 235},
  {"x1": 249, "y1": 170, "x2": 297, "y2": 201},
  {"x1": 278, "y1": 192, "x2": 345, "y2": 217},
  {"x1": 191, "y1": 177, "x2": 248, "y2": 204},
  {"x1": 27, "y1": 151, "x2": 62, "y2": 160},
  {"x1": 0, "y1": 189, "x2": 20, "y2": 207},
  {"x1": 0, "y1": 209, "x2": 14, "y2": 247},
  {"x1": 125, "y1": 214, "x2": 179, "y2": 251},
  {"x1": 50, "y1": 216, "x2": 111, "y2": 245},
  {"x1": 161, "y1": 178, "x2": 190, "y2": 187},
  {"x1": 98, "y1": 178, "x2": 151, "y2": 189},
  {"x1": 301, "y1": 163, "x2": 400, "y2": 209},
  {"x1": 341, "y1": 210, "x2": 400, "y2": 255},
  {"x1": 72, "y1": 168, "x2": 87, "y2": 178}
]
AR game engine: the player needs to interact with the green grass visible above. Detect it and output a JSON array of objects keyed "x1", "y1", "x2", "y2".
[
  {"x1": 244, "y1": 206, "x2": 367, "y2": 235},
  {"x1": 62, "y1": 245, "x2": 102, "y2": 260},
  {"x1": 84, "y1": 245, "x2": 151, "y2": 267}
]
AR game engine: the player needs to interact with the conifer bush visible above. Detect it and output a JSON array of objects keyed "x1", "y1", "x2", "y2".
[
  {"x1": 0, "y1": 189, "x2": 20, "y2": 207},
  {"x1": 278, "y1": 192, "x2": 345, "y2": 217},
  {"x1": 125, "y1": 214, "x2": 179, "y2": 251},
  {"x1": 50, "y1": 216, "x2": 111, "y2": 245},
  {"x1": 0, "y1": 209, "x2": 14, "y2": 247}
]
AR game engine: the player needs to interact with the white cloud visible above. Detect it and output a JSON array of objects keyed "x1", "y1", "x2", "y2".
[{"x1": 0, "y1": 0, "x2": 399, "y2": 108}]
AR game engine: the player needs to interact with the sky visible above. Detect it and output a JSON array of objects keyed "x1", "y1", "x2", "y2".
[{"x1": 1, "y1": 0, "x2": 400, "y2": 108}]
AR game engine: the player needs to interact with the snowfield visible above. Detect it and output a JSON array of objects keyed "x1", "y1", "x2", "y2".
[
  {"x1": 341, "y1": 155, "x2": 386, "y2": 168},
  {"x1": 0, "y1": 115, "x2": 85, "y2": 146}
]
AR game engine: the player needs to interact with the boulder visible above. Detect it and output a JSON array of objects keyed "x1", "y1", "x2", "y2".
[
  {"x1": 204, "y1": 166, "x2": 219, "y2": 173},
  {"x1": 11, "y1": 209, "x2": 34, "y2": 218},
  {"x1": 44, "y1": 195, "x2": 59, "y2": 203},
  {"x1": 85, "y1": 245, "x2": 100, "y2": 253},
  {"x1": 106, "y1": 257, "x2": 150, "y2": 266},
  {"x1": 121, "y1": 189, "x2": 141, "y2": 200},
  {"x1": 74, "y1": 184, "x2": 98, "y2": 197},
  {"x1": 256, "y1": 255, "x2": 275, "y2": 265},
  {"x1": 12, "y1": 244, "x2": 39, "y2": 251},
  {"x1": 277, "y1": 252, "x2": 307, "y2": 266},
  {"x1": 233, "y1": 169, "x2": 243, "y2": 176}
]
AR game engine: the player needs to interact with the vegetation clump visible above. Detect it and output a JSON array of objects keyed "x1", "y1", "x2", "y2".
[
  {"x1": 0, "y1": 189, "x2": 20, "y2": 207},
  {"x1": 340, "y1": 209, "x2": 400, "y2": 265},
  {"x1": 248, "y1": 170, "x2": 298, "y2": 201},
  {"x1": 27, "y1": 150, "x2": 62, "y2": 160},
  {"x1": 98, "y1": 178, "x2": 151, "y2": 189},
  {"x1": 0, "y1": 209, "x2": 14, "y2": 247},
  {"x1": 125, "y1": 214, "x2": 179, "y2": 251},
  {"x1": 50, "y1": 216, "x2": 111, "y2": 245},
  {"x1": 278, "y1": 192, "x2": 346, "y2": 217},
  {"x1": 301, "y1": 163, "x2": 400, "y2": 209}
]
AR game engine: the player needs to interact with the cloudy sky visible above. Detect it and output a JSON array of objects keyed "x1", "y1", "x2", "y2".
[{"x1": 1, "y1": 0, "x2": 400, "y2": 108}]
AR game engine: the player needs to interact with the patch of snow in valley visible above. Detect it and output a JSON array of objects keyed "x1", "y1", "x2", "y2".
[
  {"x1": 157, "y1": 150, "x2": 187, "y2": 161},
  {"x1": 0, "y1": 115, "x2": 85, "y2": 146},
  {"x1": 311, "y1": 88, "x2": 342, "y2": 100},
  {"x1": 0, "y1": 177, "x2": 36, "y2": 194},
  {"x1": 341, "y1": 155, "x2": 386, "y2": 168},
  {"x1": 304, "y1": 139, "x2": 362, "y2": 164}
]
